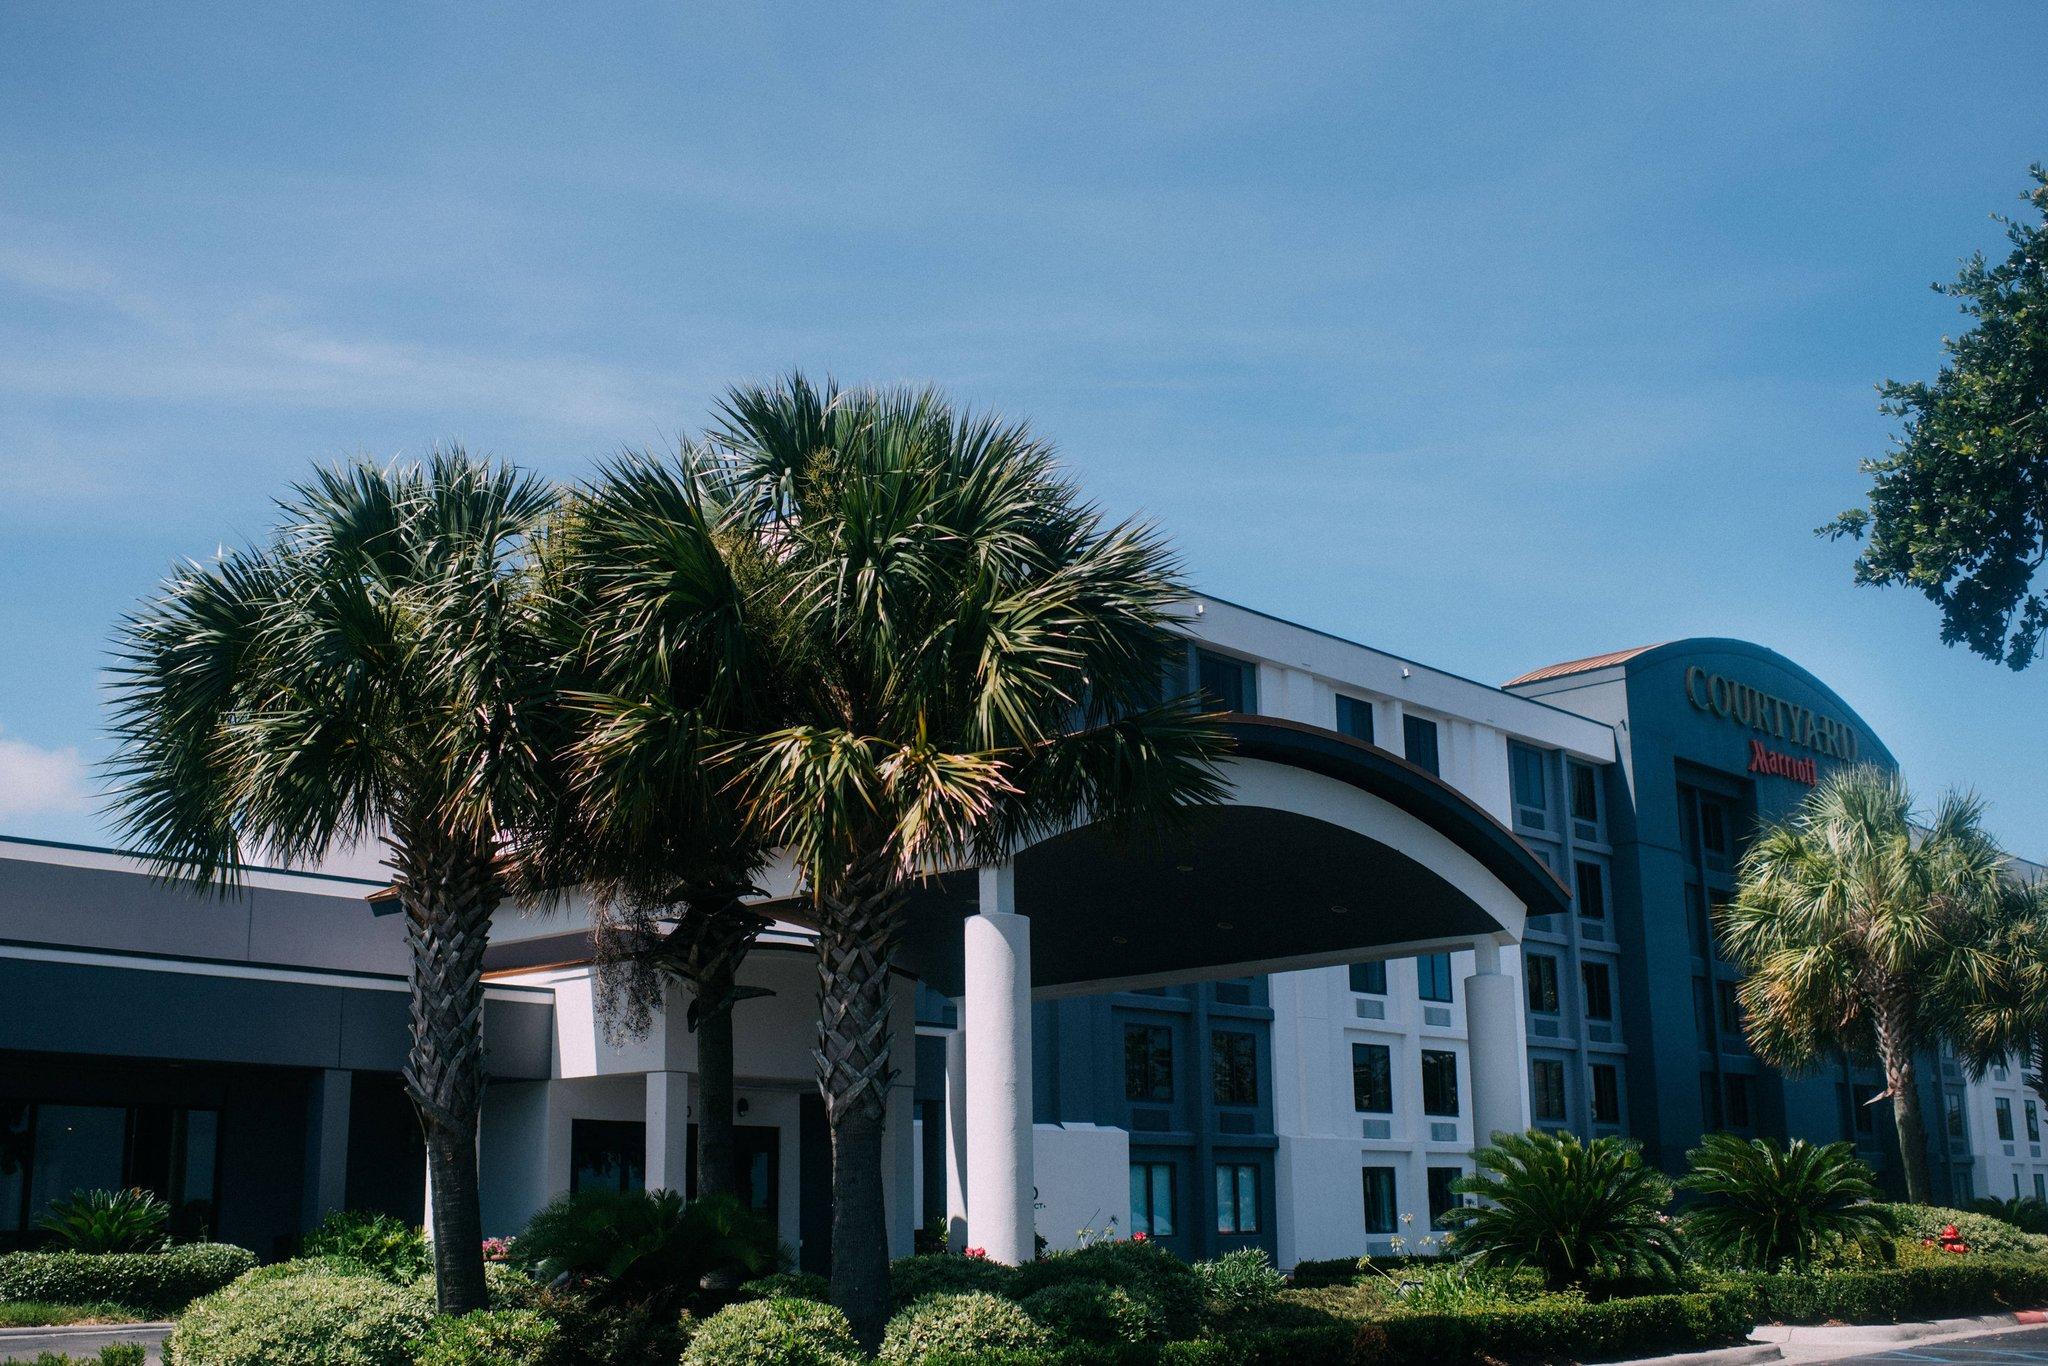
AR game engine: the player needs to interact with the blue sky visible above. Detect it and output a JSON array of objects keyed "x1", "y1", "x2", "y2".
[{"x1": 2, "y1": 3, "x2": 2045, "y2": 850}]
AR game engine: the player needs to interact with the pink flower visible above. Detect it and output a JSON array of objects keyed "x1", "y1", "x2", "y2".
[
  {"x1": 964, "y1": 1247, "x2": 988, "y2": 1260},
  {"x1": 1132, "y1": 1232, "x2": 1149, "y2": 1243}
]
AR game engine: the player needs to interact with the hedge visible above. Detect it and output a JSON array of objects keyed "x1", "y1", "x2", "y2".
[
  {"x1": 0, "y1": 1244, "x2": 256, "y2": 1316},
  {"x1": 163, "y1": 1267, "x2": 431, "y2": 1366},
  {"x1": 1737, "y1": 1255, "x2": 2048, "y2": 1325}
]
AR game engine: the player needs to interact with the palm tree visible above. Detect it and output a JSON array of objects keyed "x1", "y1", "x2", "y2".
[
  {"x1": 617, "y1": 376, "x2": 1228, "y2": 1343},
  {"x1": 1718, "y1": 765, "x2": 2007, "y2": 1203},
  {"x1": 107, "y1": 452, "x2": 558, "y2": 1314},
  {"x1": 1943, "y1": 877, "x2": 2048, "y2": 1114}
]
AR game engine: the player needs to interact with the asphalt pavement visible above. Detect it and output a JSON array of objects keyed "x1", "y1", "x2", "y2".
[{"x1": 1834, "y1": 1324, "x2": 2048, "y2": 1363}]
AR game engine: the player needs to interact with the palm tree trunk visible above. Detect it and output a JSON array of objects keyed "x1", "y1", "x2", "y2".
[
  {"x1": 1875, "y1": 991, "x2": 1932, "y2": 1204},
  {"x1": 815, "y1": 862, "x2": 905, "y2": 1349},
  {"x1": 697, "y1": 988, "x2": 738, "y2": 1201},
  {"x1": 394, "y1": 832, "x2": 499, "y2": 1316}
]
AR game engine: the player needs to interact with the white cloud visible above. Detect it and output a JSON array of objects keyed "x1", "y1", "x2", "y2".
[{"x1": 0, "y1": 729, "x2": 92, "y2": 820}]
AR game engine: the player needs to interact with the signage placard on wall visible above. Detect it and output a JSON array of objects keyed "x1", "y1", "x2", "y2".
[{"x1": 1683, "y1": 666, "x2": 1859, "y2": 763}]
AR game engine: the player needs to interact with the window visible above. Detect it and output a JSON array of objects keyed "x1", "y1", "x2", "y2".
[
  {"x1": 1215, "y1": 1164, "x2": 1260, "y2": 1234},
  {"x1": 1525, "y1": 954, "x2": 1560, "y2": 1013},
  {"x1": 1403, "y1": 715, "x2": 1441, "y2": 776},
  {"x1": 1717, "y1": 981, "x2": 1744, "y2": 1039},
  {"x1": 1852, "y1": 1084, "x2": 1880, "y2": 1136},
  {"x1": 1194, "y1": 650, "x2": 1256, "y2": 714},
  {"x1": 570, "y1": 1119, "x2": 647, "y2": 1194},
  {"x1": 1212, "y1": 978, "x2": 1253, "y2": 1007},
  {"x1": 1416, "y1": 953, "x2": 1454, "y2": 1003},
  {"x1": 1698, "y1": 799, "x2": 1730, "y2": 858},
  {"x1": 1362, "y1": 1166, "x2": 1397, "y2": 1234},
  {"x1": 1510, "y1": 744, "x2": 1550, "y2": 831},
  {"x1": 1693, "y1": 978, "x2": 1715, "y2": 1048},
  {"x1": 10, "y1": 1103, "x2": 222, "y2": 1238},
  {"x1": 1349, "y1": 961, "x2": 1387, "y2": 995},
  {"x1": 1569, "y1": 761, "x2": 1602, "y2": 839},
  {"x1": 1948, "y1": 1092, "x2": 1966, "y2": 1144},
  {"x1": 1725, "y1": 1074, "x2": 1754, "y2": 1130},
  {"x1": 1574, "y1": 860, "x2": 1607, "y2": 920},
  {"x1": 1998, "y1": 1098, "x2": 2015, "y2": 1142},
  {"x1": 1129, "y1": 1163, "x2": 1175, "y2": 1237},
  {"x1": 1531, "y1": 1059, "x2": 1566, "y2": 1121},
  {"x1": 1591, "y1": 1063, "x2": 1621, "y2": 1124},
  {"x1": 1125, "y1": 1024, "x2": 1174, "y2": 1102},
  {"x1": 1421, "y1": 1050, "x2": 1460, "y2": 1117},
  {"x1": 2036, "y1": 1174, "x2": 2046, "y2": 1204},
  {"x1": 1352, "y1": 1043, "x2": 1392, "y2": 1114},
  {"x1": 2029, "y1": 1100, "x2": 2041, "y2": 1144},
  {"x1": 1700, "y1": 1073, "x2": 1723, "y2": 1129},
  {"x1": 1336, "y1": 694, "x2": 1374, "y2": 744},
  {"x1": 1212, "y1": 1032, "x2": 1258, "y2": 1106},
  {"x1": 1582, "y1": 961, "x2": 1614, "y2": 1020},
  {"x1": 1426, "y1": 1167, "x2": 1463, "y2": 1229}
]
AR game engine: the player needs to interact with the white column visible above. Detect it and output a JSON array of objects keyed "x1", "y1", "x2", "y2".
[
  {"x1": 302, "y1": 1068, "x2": 352, "y2": 1229},
  {"x1": 646, "y1": 1070, "x2": 692, "y2": 1193},
  {"x1": 964, "y1": 863, "x2": 1035, "y2": 1264},
  {"x1": 1465, "y1": 939, "x2": 1529, "y2": 1151},
  {"x1": 944, "y1": 1006, "x2": 970, "y2": 1252}
]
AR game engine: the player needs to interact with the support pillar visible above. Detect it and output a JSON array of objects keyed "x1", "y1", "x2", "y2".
[
  {"x1": 302, "y1": 1068, "x2": 352, "y2": 1229},
  {"x1": 646, "y1": 1070, "x2": 692, "y2": 1193},
  {"x1": 964, "y1": 863, "x2": 1035, "y2": 1264},
  {"x1": 1465, "y1": 939, "x2": 1529, "y2": 1152},
  {"x1": 944, "y1": 1005, "x2": 970, "y2": 1252}
]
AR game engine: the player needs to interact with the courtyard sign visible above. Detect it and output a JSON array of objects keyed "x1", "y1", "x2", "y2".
[{"x1": 1683, "y1": 666, "x2": 1860, "y2": 762}]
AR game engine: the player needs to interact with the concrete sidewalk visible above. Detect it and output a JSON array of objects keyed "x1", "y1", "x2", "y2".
[{"x1": 1623, "y1": 1309, "x2": 2048, "y2": 1366}]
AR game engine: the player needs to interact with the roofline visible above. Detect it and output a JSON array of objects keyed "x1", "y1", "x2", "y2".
[{"x1": 0, "y1": 832, "x2": 388, "y2": 891}]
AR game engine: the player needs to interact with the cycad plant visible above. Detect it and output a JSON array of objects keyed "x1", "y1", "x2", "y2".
[
  {"x1": 623, "y1": 375, "x2": 1228, "y2": 1342},
  {"x1": 514, "y1": 1188, "x2": 777, "y2": 1314},
  {"x1": 1717, "y1": 766, "x2": 2007, "y2": 1202},
  {"x1": 37, "y1": 1187, "x2": 170, "y2": 1253},
  {"x1": 1678, "y1": 1134, "x2": 1885, "y2": 1271},
  {"x1": 108, "y1": 453, "x2": 559, "y2": 1313},
  {"x1": 1445, "y1": 1129, "x2": 1682, "y2": 1290}
]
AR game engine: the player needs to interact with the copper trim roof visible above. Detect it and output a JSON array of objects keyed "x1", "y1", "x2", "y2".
[{"x1": 1504, "y1": 643, "x2": 1670, "y2": 688}]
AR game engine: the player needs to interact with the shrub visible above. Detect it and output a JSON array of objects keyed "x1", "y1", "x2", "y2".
[
  {"x1": 1971, "y1": 1195, "x2": 2048, "y2": 1234},
  {"x1": 1283, "y1": 1256, "x2": 1366, "y2": 1288},
  {"x1": 36, "y1": 1190, "x2": 171, "y2": 1255},
  {"x1": 1021, "y1": 1278, "x2": 1165, "y2": 1348},
  {"x1": 1737, "y1": 1254, "x2": 2048, "y2": 1324},
  {"x1": 164, "y1": 1267, "x2": 432, "y2": 1365},
  {"x1": 1011, "y1": 1241, "x2": 1204, "y2": 1339},
  {"x1": 880, "y1": 1292, "x2": 1051, "y2": 1364},
  {"x1": 1445, "y1": 1129, "x2": 1682, "y2": 1289},
  {"x1": 1384, "y1": 1260, "x2": 1541, "y2": 1313},
  {"x1": 683, "y1": 1296, "x2": 865, "y2": 1366},
  {"x1": 0, "y1": 1243, "x2": 256, "y2": 1316},
  {"x1": 1876, "y1": 1203, "x2": 2048, "y2": 1259},
  {"x1": 739, "y1": 1270, "x2": 832, "y2": 1303},
  {"x1": 1678, "y1": 1134, "x2": 1887, "y2": 1271},
  {"x1": 0, "y1": 1348, "x2": 148, "y2": 1366},
  {"x1": 890, "y1": 1253, "x2": 1019, "y2": 1306},
  {"x1": 412, "y1": 1309, "x2": 559, "y2": 1366},
  {"x1": 514, "y1": 1189, "x2": 777, "y2": 1312},
  {"x1": 407, "y1": 1261, "x2": 542, "y2": 1311},
  {"x1": 0, "y1": 1301, "x2": 148, "y2": 1327},
  {"x1": 1192, "y1": 1247, "x2": 1282, "y2": 1318},
  {"x1": 301, "y1": 1211, "x2": 430, "y2": 1283},
  {"x1": 528, "y1": 1288, "x2": 687, "y2": 1366}
]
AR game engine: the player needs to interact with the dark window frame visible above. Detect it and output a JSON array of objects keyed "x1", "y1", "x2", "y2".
[
  {"x1": 1352, "y1": 1042, "x2": 1393, "y2": 1114},
  {"x1": 1124, "y1": 1023, "x2": 1175, "y2": 1103},
  {"x1": 1421, "y1": 1049, "x2": 1460, "y2": 1117}
]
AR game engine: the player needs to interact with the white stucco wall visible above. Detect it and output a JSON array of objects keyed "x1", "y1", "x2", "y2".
[{"x1": 1033, "y1": 1123, "x2": 1130, "y2": 1251}]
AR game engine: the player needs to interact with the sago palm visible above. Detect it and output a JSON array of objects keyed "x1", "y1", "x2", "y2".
[
  {"x1": 671, "y1": 374, "x2": 1229, "y2": 1342},
  {"x1": 107, "y1": 452, "x2": 559, "y2": 1313},
  {"x1": 1445, "y1": 1129, "x2": 1681, "y2": 1289},
  {"x1": 1678, "y1": 1134, "x2": 1884, "y2": 1270},
  {"x1": 1717, "y1": 766, "x2": 2006, "y2": 1202}
]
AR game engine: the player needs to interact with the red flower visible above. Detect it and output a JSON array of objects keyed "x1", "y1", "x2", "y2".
[
  {"x1": 1942, "y1": 1225, "x2": 1960, "y2": 1240},
  {"x1": 1132, "y1": 1232, "x2": 1149, "y2": 1243}
]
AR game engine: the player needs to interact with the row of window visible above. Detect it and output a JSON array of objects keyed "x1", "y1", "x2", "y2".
[
  {"x1": 1362, "y1": 1164, "x2": 1465, "y2": 1233},
  {"x1": 1524, "y1": 954, "x2": 1617, "y2": 1019},
  {"x1": 1352, "y1": 1043, "x2": 1461, "y2": 1117},
  {"x1": 1509, "y1": 742, "x2": 1607, "y2": 844},
  {"x1": 1128, "y1": 1160, "x2": 1262, "y2": 1236},
  {"x1": 1531, "y1": 1058, "x2": 1623, "y2": 1124},
  {"x1": 1193, "y1": 649, "x2": 1450, "y2": 776},
  {"x1": 1124, "y1": 1025, "x2": 1262, "y2": 1107},
  {"x1": 1995, "y1": 1096, "x2": 2043, "y2": 1144},
  {"x1": 1348, "y1": 953, "x2": 1455, "y2": 1002},
  {"x1": 0, "y1": 1101, "x2": 217, "y2": 1241}
]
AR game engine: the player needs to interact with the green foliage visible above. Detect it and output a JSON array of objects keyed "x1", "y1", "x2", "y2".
[
  {"x1": 1445, "y1": 1129, "x2": 1681, "y2": 1289},
  {"x1": 404, "y1": 1261, "x2": 541, "y2": 1312},
  {"x1": 681, "y1": 1296, "x2": 865, "y2": 1366},
  {"x1": 1011, "y1": 1242, "x2": 1205, "y2": 1340},
  {"x1": 739, "y1": 1270, "x2": 832, "y2": 1303},
  {"x1": 890, "y1": 1254, "x2": 1019, "y2": 1307},
  {"x1": 1825, "y1": 165, "x2": 2048, "y2": 669},
  {"x1": 0, "y1": 1301, "x2": 147, "y2": 1327},
  {"x1": 1190, "y1": 1247, "x2": 1282, "y2": 1318},
  {"x1": 1875, "y1": 1203, "x2": 2048, "y2": 1258},
  {"x1": 302, "y1": 1211, "x2": 430, "y2": 1284},
  {"x1": 1386, "y1": 1261, "x2": 1541, "y2": 1314},
  {"x1": 0, "y1": 1348, "x2": 147, "y2": 1366},
  {"x1": 526, "y1": 1287, "x2": 687, "y2": 1366},
  {"x1": 513, "y1": 1188, "x2": 777, "y2": 1311},
  {"x1": 0, "y1": 1243, "x2": 256, "y2": 1316},
  {"x1": 412, "y1": 1309, "x2": 559, "y2": 1366},
  {"x1": 1735, "y1": 1254, "x2": 2048, "y2": 1324},
  {"x1": 163, "y1": 1267, "x2": 432, "y2": 1365},
  {"x1": 1678, "y1": 1134, "x2": 1888, "y2": 1270},
  {"x1": 1282, "y1": 1256, "x2": 1371, "y2": 1288},
  {"x1": 36, "y1": 1189, "x2": 170, "y2": 1254},
  {"x1": 1971, "y1": 1195, "x2": 2048, "y2": 1234},
  {"x1": 880, "y1": 1292, "x2": 1051, "y2": 1364},
  {"x1": 1020, "y1": 1279, "x2": 1166, "y2": 1348}
]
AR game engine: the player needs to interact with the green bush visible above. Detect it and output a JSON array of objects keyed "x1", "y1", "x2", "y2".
[
  {"x1": 515, "y1": 1189, "x2": 777, "y2": 1313},
  {"x1": 528, "y1": 1288, "x2": 687, "y2": 1366},
  {"x1": 1284, "y1": 1256, "x2": 1367, "y2": 1288},
  {"x1": 406, "y1": 1261, "x2": 542, "y2": 1311},
  {"x1": 1679, "y1": 1134, "x2": 1887, "y2": 1271},
  {"x1": 301, "y1": 1211, "x2": 430, "y2": 1283},
  {"x1": 1737, "y1": 1254, "x2": 2048, "y2": 1324},
  {"x1": 739, "y1": 1270, "x2": 832, "y2": 1303},
  {"x1": 412, "y1": 1309, "x2": 559, "y2": 1366},
  {"x1": 36, "y1": 1189, "x2": 171, "y2": 1254},
  {"x1": 880, "y1": 1292, "x2": 1051, "y2": 1364},
  {"x1": 890, "y1": 1254, "x2": 1020, "y2": 1306},
  {"x1": 163, "y1": 1268, "x2": 431, "y2": 1365},
  {"x1": 682, "y1": 1296, "x2": 864, "y2": 1366},
  {"x1": 1971, "y1": 1196, "x2": 2048, "y2": 1234},
  {"x1": 1877, "y1": 1203, "x2": 2048, "y2": 1258},
  {"x1": 0, "y1": 1301, "x2": 148, "y2": 1327},
  {"x1": 1011, "y1": 1242, "x2": 1204, "y2": 1339},
  {"x1": 1446, "y1": 1129, "x2": 1683, "y2": 1289},
  {"x1": 1020, "y1": 1279, "x2": 1165, "y2": 1348},
  {"x1": 1191, "y1": 1247, "x2": 1282, "y2": 1317},
  {"x1": 0, "y1": 1243, "x2": 256, "y2": 1316},
  {"x1": 0, "y1": 1347, "x2": 148, "y2": 1366}
]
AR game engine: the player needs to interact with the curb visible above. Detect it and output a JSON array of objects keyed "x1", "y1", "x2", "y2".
[
  {"x1": 1750, "y1": 1307, "x2": 2048, "y2": 1361},
  {"x1": 0, "y1": 1322, "x2": 172, "y2": 1340},
  {"x1": 1616, "y1": 1343, "x2": 1784, "y2": 1366}
]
